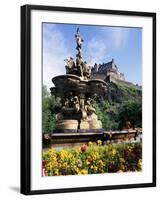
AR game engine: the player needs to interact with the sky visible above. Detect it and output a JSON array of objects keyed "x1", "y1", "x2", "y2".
[{"x1": 43, "y1": 23, "x2": 142, "y2": 89}]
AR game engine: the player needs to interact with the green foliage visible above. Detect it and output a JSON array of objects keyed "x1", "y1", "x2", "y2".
[
  {"x1": 110, "y1": 82, "x2": 142, "y2": 103},
  {"x1": 42, "y1": 85, "x2": 61, "y2": 134},
  {"x1": 95, "y1": 101, "x2": 119, "y2": 130},
  {"x1": 95, "y1": 99, "x2": 142, "y2": 130},
  {"x1": 117, "y1": 100, "x2": 142, "y2": 129}
]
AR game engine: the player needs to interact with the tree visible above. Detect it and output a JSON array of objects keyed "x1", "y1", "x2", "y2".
[
  {"x1": 95, "y1": 101, "x2": 119, "y2": 130},
  {"x1": 117, "y1": 100, "x2": 142, "y2": 130},
  {"x1": 42, "y1": 85, "x2": 61, "y2": 134},
  {"x1": 95, "y1": 99, "x2": 142, "y2": 131}
]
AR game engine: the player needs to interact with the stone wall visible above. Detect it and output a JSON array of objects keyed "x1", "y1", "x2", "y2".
[{"x1": 90, "y1": 73, "x2": 106, "y2": 80}]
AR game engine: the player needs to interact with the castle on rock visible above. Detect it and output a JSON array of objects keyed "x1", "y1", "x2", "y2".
[{"x1": 91, "y1": 59, "x2": 125, "y2": 83}]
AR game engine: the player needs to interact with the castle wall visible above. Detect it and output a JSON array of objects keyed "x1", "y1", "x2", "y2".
[
  {"x1": 91, "y1": 73, "x2": 106, "y2": 80},
  {"x1": 107, "y1": 71, "x2": 119, "y2": 80}
]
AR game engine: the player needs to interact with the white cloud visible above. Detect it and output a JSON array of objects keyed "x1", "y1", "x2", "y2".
[
  {"x1": 43, "y1": 24, "x2": 71, "y2": 89},
  {"x1": 101, "y1": 26, "x2": 129, "y2": 49},
  {"x1": 85, "y1": 27, "x2": 129, "y2": 66},
  {"x1": 86, "y1": 37, "x2": 109, "y2": 65}
]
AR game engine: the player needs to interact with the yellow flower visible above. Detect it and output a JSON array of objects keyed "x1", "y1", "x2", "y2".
[
  {"x1": 108, "y1": 144, "x2": 113, "y2": 151},
  {"x1": 97, "y1": 140, "x2": 102, "y2": 146},
  {"x1": 93, "y1": 155, "x2": 97, "y2": 160},
  {"x1": 105, "y1": 145, "x2": 109, "y2": 152},
  {"x1": 86, "y1": 160, "x2": 90, "y2": 165},
  {"x1": 88, "y1": 141, "x2": 93, "y2": 146},
  {"x1": 120, "y1": 164, "x2": 125, "y2": 171},
  {"x1": 77, "y1": 159, "x2": 82, "y2": 167},
  {"x1": 78, "y1": 169, "x2": 88, "y2": 175},
  {"x1": 54, "y1": 169, "x2": 59, "y2": 176},
  {"x1": 59, "y1": 150, "x2": 69, "y2": 160},
  {"x1": 93, "y1": 166, "x2": 98, "y2": 171},
  {"x1": 48, "y1": 148, "x2": 56, "y2": 154},
  {"x1": 46, "y1": 162, "x2": 53, "y2": 171},
  {"x1": 106, "y1": 140, "x2": 110, "y2": 144},
  {"x1": 111, "y1": 148, "x2": 116, "y2": 156},
  {"x1": 138, "y1": 159, "x2": 142, "y2": 170},
  {"x1": 120, "y1": 158, "x2": 125, "y2": 163},
  {"x1": 97, "y1": 160, "x2": 104, "y2": 167},
  {"x1": 75, "y1": 147, "x2": 81, "y2": 155},
  {"x1": 68, "y1": 152, "x2": 73, "y2": 160},
  {"x1": 75, "y1": 168, "x2": 80, "y2": 174},
  {"x1": 52, "y1": 156, "x2": 57, "y2": 163}
]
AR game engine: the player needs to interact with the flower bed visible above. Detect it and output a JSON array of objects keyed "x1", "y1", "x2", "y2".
[{"x1": 42, "y1": 141, "x2": 142, "y2": 176}]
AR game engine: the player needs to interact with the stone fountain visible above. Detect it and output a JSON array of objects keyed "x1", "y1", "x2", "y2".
[
  {"x1": 50, "y1": 28, "x2": 107, "y2": 134},
  {"x1": 47, "y1": 28, "x2": 139, "y2": 148}
]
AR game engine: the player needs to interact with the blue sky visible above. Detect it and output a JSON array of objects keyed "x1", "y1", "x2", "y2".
[{"x1": 43, "y1": 23, "x2": 142, "y2": 88}]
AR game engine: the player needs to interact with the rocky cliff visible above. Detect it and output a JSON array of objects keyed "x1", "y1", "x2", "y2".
[{"x1": 105, "y1": 82, "x2": 142, "y2": 103}]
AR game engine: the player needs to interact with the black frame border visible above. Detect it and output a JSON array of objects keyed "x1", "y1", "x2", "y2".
[{"x1": 20, "y1": 4, "x2": 156, "y2": 195}]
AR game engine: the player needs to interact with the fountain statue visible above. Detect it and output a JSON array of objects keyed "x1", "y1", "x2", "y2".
[{"x1": 50, "y1": 28, "x2": 108, "y2": 133}]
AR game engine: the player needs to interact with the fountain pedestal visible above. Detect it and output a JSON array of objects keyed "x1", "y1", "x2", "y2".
[
  {"x1": 89, "y1": 119, "x2": 102, "y2": 129},
  {"x1": 79, "y1": 121, "x2": 90, "y2": 129},
  {"x1": 56, "y1": 120, "x2": 78, "y2": 130}
]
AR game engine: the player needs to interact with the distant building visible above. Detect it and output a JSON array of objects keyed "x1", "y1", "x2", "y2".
[{"x1": 91, "y1": 59, "x2": 125, "y2": 82}]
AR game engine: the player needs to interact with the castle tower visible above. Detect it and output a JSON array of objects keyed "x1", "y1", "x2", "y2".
[{"x1": 111, "y1": 58, "x2": 117, "y2": 70}]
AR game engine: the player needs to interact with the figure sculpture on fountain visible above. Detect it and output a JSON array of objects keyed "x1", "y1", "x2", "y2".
[{"x1": 64, "y1": 28, "x2": 91, "y2": 80}]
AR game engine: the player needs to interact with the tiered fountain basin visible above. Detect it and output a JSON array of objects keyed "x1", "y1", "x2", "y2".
[{"x1": 50, "y1": 74, "x2": 107, "y2": 97}]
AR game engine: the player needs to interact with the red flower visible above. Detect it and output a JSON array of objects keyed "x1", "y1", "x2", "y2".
[
  {"x1": 42, "y1": 160, "x2": 47, "y2": 176},
  {"x1": 124, "y1": 149, "x2": 129, "y2": 159},
  {"x1": 81, "y1": 144, "x2": 87, "y2": 152},
  {"x1": 43, "y1": 167, "x2": 47, "y2": 176},
  {"x1": 43, "y1": 160, "x2": 47, "y2": 167}
]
